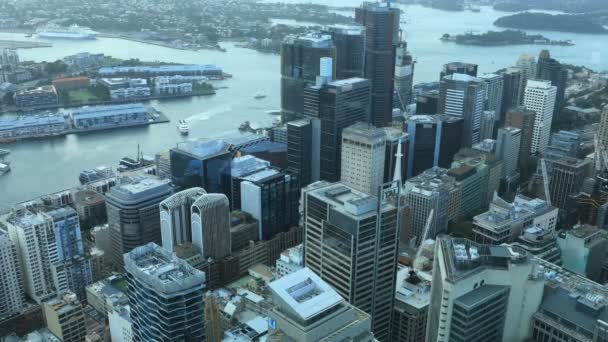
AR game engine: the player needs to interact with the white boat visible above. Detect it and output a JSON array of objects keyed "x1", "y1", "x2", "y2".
[
  {"x1": 0, "y1": 161, "x2": 10, "y2": 175},
  {"x1": 37, "y1": 24, "x2": 99, "y2": 39},
  {"x1": 254, "y1": 93, "x2": 267, "y2": 100},
  {"x1": 178, "y1": 120, "x2": 189, "y2": 135}
]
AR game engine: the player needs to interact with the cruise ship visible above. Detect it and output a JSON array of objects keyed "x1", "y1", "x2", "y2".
[{"x1": 36, "y1": 24, "x2": 99, "y2": 39}]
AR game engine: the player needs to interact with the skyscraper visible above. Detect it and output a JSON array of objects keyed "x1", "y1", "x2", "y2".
[
  {"x1": 302, "y1": 181, "x2": 399, "y2": 341},
  {"x1": 505, "y1": 107, "x2": 536, "y2": 175},
  {"x1": 303, "y1": 77, "x2": 371, "y2": 182},
  {"x1": 191, "y1": 193, "x2": 231, "y2": 259},
  {"x1": 416, "y1": 90, "x2": 439, "y2": 115},
  {"x1": 159, "y1": 187, "x2": 207, "y2": 252},
  {"x1": 281, "y1": 33, "x2": 335, "y2": 122},
  {"x1": 355, "y1": 2, "x2": 400, "y2": 127},
  {"x1": 515, "y1": 53, "x2": 537, "y2": 102},
  {"x1": 439, "y1": 73, "x2": 485, "y2": 147},
  {"x1": 43, "y1": 292, "x2": 87, "y2": 342},
  {"x1": 324, "y1": 26, "x2": 365, "y2": 79},
  {"x1": 394, "y1": 40, "x2": 415, "y2": 111},
  {"x1": 496, "y1": 127, "x2": 522, "y2": 181},
  {"x1": 287, "y1": 119, "x2": 313, "y2": 187},
  {"x1": 598, "y1": 105, "x2": 608, "y2": 150},
  {"x1": 405, "y1": 115, "x2": 464, "y2": 178},
  {"x1": 523, "y1": 80, "x2": 557, "y2": 154},
  {"x1": 0, "y1": 231, "x2": 25, "y2": 321},
  {"x1": 440, "y1": 62, "x2": 478, "y2": 79},
  {"x1": 125, "y1": 243, "x2": 206, "y2": 342},
  {"x1": 536, "y1": 50, "x2": 568, "y2": 112},
  {"x1": 500, "y1": 67, "x2": 523, "y2": 117},
  {"x1": 550, "y1": 157, "x2": 590, "y2": 210},
  {"x1": 479, "y1": 73, "x2": 504, "y2": 122},
  {"x1": 479, "y1": 110, "x2": 496, "y2": 141},
  {"x1": 340, "y1": 122, "x2": 387, "y2": 195},
  {"x1": 106, "y1": 176, "x2": 172, "y2": 268}
]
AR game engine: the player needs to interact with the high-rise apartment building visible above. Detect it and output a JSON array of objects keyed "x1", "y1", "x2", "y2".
[
  {"x1": 159, "y1": 187, "x2": 207, "y2": 252},
  {"x1": 324, "y1": 26, "x2": 365, "y2": 80},
  {"x1": 125, "y1": 243, "x2": 206, "y2": 342},
  {"x1": 405, "y1": 115, "x2": 464, "y2": 178},
  {"x1": 268, "y1": 267, "x2": 375, "y2": 342},
  {"x1": 440, "y1": 62, "x2": 478, "y2": 79},
  {"x1": 281, "y1": 33, "x2": 335, "y2": 122},
  {"x1": 340, "y1": 122, "x2": 387, "y2": 195},
  {"x1": 355, "y1": 2, "x2": 400, "y2": 127},
  {"x1": 479, "y1": 73, "x2": 504, "y2": 121},
  {"x1": 536, "y1": 50, "x2": 568, "y2": 112},
  {"x1": 394, "y1": 40, "x2": 415, "y2": 110},
  {"x1": 106, "y1": 176, "x2": 172, "y2": 267},
  {"x1": 550, "y1": 157, "x2": 591, "y2": 210},
  {"x1": 43, "y1": 292, "x2": 87, "y2": 342},
  {"x1": 191, "y1": 193, "x2": 231, "y2": 259},
  {"x1": 439, "y1": 73, "x2": 485, "y2": 147},
  {"x1": 505, "y1": 107, "x2": 536, "y2": 175},
  {"x1": 496, "y1": 127, "x2": 522, "y2": 180},
  {"x1": 302, "y1": 77, "x2": 371, "y2": 182},
  {"x1": 302, "y1": 182, "x2": 400, "y2": 341},
  {"x1": 523, "y1": 80, "x2": 557, "y2": 154},
  {"x1": 0, "y1": 231, "x2": 25, "y2": 320}
]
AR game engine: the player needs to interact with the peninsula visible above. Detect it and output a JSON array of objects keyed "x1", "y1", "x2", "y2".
[
  {"x1": 494, "y1": 12, "x2": 608, "y2": 34},
  {"x1": 440, "y1": 30, "x2": 574, "y2": 46}
]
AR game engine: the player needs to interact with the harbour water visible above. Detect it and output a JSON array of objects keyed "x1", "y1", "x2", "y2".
[{"x1": 1, "y1": 4, "x2": 606, "y2": 205}]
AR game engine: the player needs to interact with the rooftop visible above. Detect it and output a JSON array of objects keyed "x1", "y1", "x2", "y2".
[
  {"x1": 70, "y1": 103, "x2": 147, "y2": 119},
  {"x1": 174, "y1": 139, "x2": 230, "y2": 158},
  {"x1": 307, "y1": 182, "x2": 385, "y2": 218},
  {"x1": 241, "y1": 168, "x2": 281, "y2": 183},
  {"x1": 0, "y1": 115, "x2": 66, "y2": 131},
  {"x1": 395, "y1": 266, "x2": 431, "y2": 310},
  {"x1": 444, "y1": 73, "x2": 481, "y2": 83}
]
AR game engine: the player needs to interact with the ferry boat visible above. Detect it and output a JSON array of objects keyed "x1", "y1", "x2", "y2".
[
  {"x1": 178, "y1": 120, "x2": 189, "y2": 135},
  {"x1": 0, "y1": 161, "x2": 10, "y2": 175},
  {"x1": 36, "y1": 24, "x2": 99, "y2": 39},
  {"x1": 254, "y1": 93, "x2": 267, "y2": 100}
]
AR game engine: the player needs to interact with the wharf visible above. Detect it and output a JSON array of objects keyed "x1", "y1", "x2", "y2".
[{"x1": 0, "y1": 40, "x2": 52, "y2": 49}]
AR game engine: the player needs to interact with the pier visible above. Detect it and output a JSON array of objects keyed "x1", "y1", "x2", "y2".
[{"x1": 0, "y1": 40, "x2": 52, "y2": 49}]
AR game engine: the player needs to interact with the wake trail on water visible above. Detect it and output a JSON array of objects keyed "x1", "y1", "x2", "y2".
[{"x1": 184, "y1": 104, "x2": 233, "y2": 122}]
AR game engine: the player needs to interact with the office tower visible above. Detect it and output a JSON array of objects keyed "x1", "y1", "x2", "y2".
[
  {"x1": 355, "y1": 2, "x2": 400, "y2": 127},
  {"x1": 324, "y1": 26, "x2": 365, "y2": 79},
  {"x1": 505, "y1": 107, "x2": 536, "y2": 175},
  {"x1": 473, "y1": 194, "x2": 558, "y2": 245},
  {"x1": 391, "y1": 267, "x2": 430, "y2": 342},
  {"x1": 341, "y1": 122, "x2": 387, "y2": 195},
  {"x1": 479, "y1": 110, "x2": 495, "y2": 140},
  {"x1": 404, "y1": 167, "x2": 461, "y2": 242},
  {"x1": 598, "y1": 105, "x2": 608, "y2": 150},
  {"x1": 189, "y1": 193, "x2": 231, "y2": 260},
  {"x1": 439, "y1": 62, "x2": 478, "y2": 79},
  {"x1": 241, "y1": 168, "x2": 299, "y2": 240},
  {"x1": 405, "y1": 115, "x2": 464, "y2": 178},
  {"x1": 557, "y1": 224, "x2": 608, "y2": 282},
  {"x1": 43, "y1": 292, "x2": 87, "y2": 342},
  {"x1": 0, "y1": 231, "x2": 25, "y2": 321},
  {"x1": 303, "y1": 182, "x2": 400, "y2": 340},
  {"x1": 383, "y1": 127, "x2": 408, "y2": 183},
  {"x1": 511, "y1": 226, "x2": 561, "y2": 265},
  {"x1": 426, "y1": 237, "x2": 545, "y2": 342},
  {"x1": 448, "y1": 162, "x2": 488, "y2": 220},
  {"x1": 106, "y1": 176, "x2": 172, "y2": 267},
  {"x1": 496, "y1": 127, "x2": 522, "y2": 180},
  {"x1": 479, "y1": 73, "x2": 504, "y2": 121},
  {"x1": 416, "y1": 90, "x2": 439, "y2": 114},
  {"x1": 125, "y1": 243, "x2": 206, "y2": 342},
  {"x1": 394, "y1": 40, "x2": 415, "y2": 110},
  {"x1": 170, "y1": 140, "x2": 232, "y2": 194},
  {"x1": 500, "y1": 67, "x2": 523, "y2": 117},
  {"x1": 159, "y1": 187, "x2": 206, "y2": 252},
  {"x1": 73, "y1": 189, "x2": 106, "y2": 229},
  {"x1": 439, "y1": 74, "x2": 485, "y2": 147},
  {"x1": 542, "y1": 130, "x2": 584, "y2": 177},
  {"x1": 524, "y1": 80, "x2": 557, "y2": 154},
  {"x1": 287, "y1": 119, "x2": 313, "y2": 187},
  {"x1": 303, "y1": 77, "x2": 371, "y2": 182},
  {"x1": 268, "y1": 268, "x2": 374, "y2": 342},
  {"x1": 281, "y1": 33, "x2": 335, "y2": 122},
  {"x1": 231, "y1": 155, "x2": 272, "y2": 210},
  {"x1": 515, "y1": 53, "x2": 537, "y2": 101},
  {"x1": 536, "y1": 50, "x2": 568, "y2": 111},
  {"x1": 550, "y1": 157, "x2": 591, "y2": 210}
]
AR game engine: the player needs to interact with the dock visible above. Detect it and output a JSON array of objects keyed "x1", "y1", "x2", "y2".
[{"x1": 0, "y1": 40, "x2": 52, "y2": 49}]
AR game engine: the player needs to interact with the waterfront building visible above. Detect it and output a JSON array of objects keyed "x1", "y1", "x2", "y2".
[
  {"x1": 405, "y1": 115, "x2": 463, "y2": 178},
  {"x1": 105, "y1": 176, "x2": 172, "y2": 268},
  {"x1": 355, "y1": 2, "x2": 400, "y2": 127},
  {"x1": 426, "y1": 237, "x2": 545, "y2": 342},
  {"x1": 43, "y1": 292, "x2": 87, "y2": 342},
  {"x1": 479, "y1": 110, "x2": 495, "y2": 141},
  {"x1": 391, "y1": 267, "x2": 431, "y2": 342},
  {"x1": 496, "y1": 126, "x2": 522, "y2": 181},
  {"x1": 0, "y1": 115, "x2": 67, "y2": 140},
  {"x1": 302, "y1": 77, "x2": 371, "y2": 182},
  {"x1": 170, "y1": 139, "x2": 232, "y2": 194},
  {"x1": 62, "y1": 52, "x2": 105, "y2": 72},
  {"x1": 98, "y1": 78, "x2": 151, "y2": 100},
  {"x1": 52, "y1": 76, "x2": 90, "y2": 92},
  {"x1": 324, "y1": 26, "x2": 365, "y2": 79},
  {"x1": 268, "y1": 267, "x2": 374, "y2": 342},
  {"x1": 505, "y1": 107, "x2": 536, "y2": 175},
  {"x1": 472, "y1": 194, "x2": 558, "y2": 245},
  {"x1": 0, "y1": 231, "x2": 25, "y2": 321},
  {"x1": 124, "y1": 243, "x2": 206, "y2": 342},
  {"x1": 302, "y1": 182, "x2": 400, "y2": 341},
  {"x1": 550, "y1": 157, "x2": 591, "y2": 211},
  {"x1": 439, "y1": 62, "x2": 478, "y2": 79},
  {"x1": 500, "y1": 67, "x2": 523, "y2": 117},
  {"x1": 415, "y1": 90, "x2": 439, "y2": 114},
  {"x1": 275, "y1": 244, "x2": 303, "y2": 279},
  {"x1": 439, "y1": 73, "x2": 485, "y2": 147},
  {"x1": 14, "y1": 86, "x2": 58, "y2": 108},
  {"x1": 153, "y1": 76, "x2": 194, "y2": 95},
  {"x1": 524, "y1": 79, "x2": 557, "y2": 154},
  {"x1": 191, "y1": 193, "x2": 231, "y2": 259},
  {"x1": 557, "y1": 224, "x2": 608, "y2": 283},
  {"x1": 404, "y1": 167, "x2": 461, "y2": 242},
  {"x1": 280, "y1": 33, "x2": 335, "y2": 121},
  {"x1": 70, "y1": 103, "x2": 150, "y2": 131},
  {"x1": 536, "y1": 50, "x2": 568, "y2": 111},
  {"x1": 240, "y1": 168, "x2": 299, "y2": 240},
  {"x1": 159, "y1": 187, "x2": 206, "y2": 253},
  {"x1": 394, "y1": 40, "x2": 416, "y2": 110},
  {"x1": 340, "y1": 122, "x2": 386, "y2": 195},
  {"x1": 479, "y1": 73, "x2": 504, "y2": 121},
  {"x1": 98, "y1": 64, "x2": 223, "y2": 78}
]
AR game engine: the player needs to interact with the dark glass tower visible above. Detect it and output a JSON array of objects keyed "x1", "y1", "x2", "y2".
[
  {"x1": 355, "y1": 2, "x2": 400, "y2": 127},
  {"x1": 324, "y1": 26, "x2": 365, "y2": 80},
  {"x1": 287, "y1": 119, "x2": 313, "y2": 187},
  {"x1": 536, "y1": 50, "x2": 567, "y2": 113},
  {"x1": 500, "y1": 67, "x2": 523, "y2": 120}
]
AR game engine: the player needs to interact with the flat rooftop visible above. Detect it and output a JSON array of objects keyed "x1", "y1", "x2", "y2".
[
  {"x1": 175, "y1": 139, "x2": 230, "y2": 158},
  {"x1": 71, "y1": 103, "x2": 147, "y2": 119}
]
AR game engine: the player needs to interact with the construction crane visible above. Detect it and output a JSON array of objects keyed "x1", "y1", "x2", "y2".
[{"x1": 540, "y1": 158, "x2": 551, "y2": 207}]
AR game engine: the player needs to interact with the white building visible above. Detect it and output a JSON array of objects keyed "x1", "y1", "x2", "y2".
[
  {"x1": 516, "y1": 53, "x2": 537, "y2": 90},
  {"x1": 154, "y1": 76, "x2": 195, "y2": 95},
  {"x1": 275, "y1": 244, "x2": 303, "y2": 278},
  {"x1": 524, "y1": 80, "x2": 557, "y2": 154},
  {"x1": 109, "y1": 305, "x2": 133, "y2": 342},
  {"x1": 0, "y1": 231, "x2": 25, "y2": 320},
  {"x1": 340, "y1": 122, "x2": 386, "y2": 196}
]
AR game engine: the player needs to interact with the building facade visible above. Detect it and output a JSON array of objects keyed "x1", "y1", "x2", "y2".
[
  {"x1": 523, "y1": 80, "x2": 557, "y2": 154},
  {"x1": 0, "y1": 231, "x2": 25, "y2": 320},
  {"x1": 439, "y1": 74, "x2": 485, "y2": 147},
  {"x1": 159, "y1": 187, "x2": 207, "y2": 253}
]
